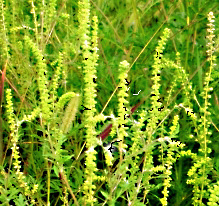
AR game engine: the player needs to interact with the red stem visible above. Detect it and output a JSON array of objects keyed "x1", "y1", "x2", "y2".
[{"x1": 98, "y1": 97, "x2": 146, "y2": 141}]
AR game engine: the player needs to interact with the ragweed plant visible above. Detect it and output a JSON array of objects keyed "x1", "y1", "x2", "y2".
[
  {"x1": 185, "y1": 11, "x2": 218, "y2": 206},
  {"x1": 78, "y1": 0, "x2": 100, "y2": 204},
  {"x1": 4, "y1": 88, "x2": 40, "y2": 204},
  {"x1": 117, "y1": 60, "x2": 130, "y2": 161},
  {"x1": 24, "y1": 36, "x2": 51, "y2": 122},
  {"x1": 0, "y1": 0, "x2": 218, "y2": 205},
  {"x1": 158, "y1": 115, "x2": 185, "y2": 206},
  {"x1": 141, "y1": 28, "x2": 171, "y2": 199}
]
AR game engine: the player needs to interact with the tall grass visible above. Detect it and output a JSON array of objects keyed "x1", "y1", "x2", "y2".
[{"x1": 0, "y1": 0, "x2": 219, "y2": 205}]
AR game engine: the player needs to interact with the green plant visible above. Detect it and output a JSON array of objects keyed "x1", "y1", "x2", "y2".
[{"x1": 0, "y1": 0, "x2": 218, "y2": 206}]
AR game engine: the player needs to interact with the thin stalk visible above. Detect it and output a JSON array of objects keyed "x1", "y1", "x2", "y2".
[{"x1": 0, "y1": 60, "x2": 7, "y2": 165}]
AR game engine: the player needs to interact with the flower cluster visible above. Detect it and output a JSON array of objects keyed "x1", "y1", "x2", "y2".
[
  {"x1": 24, "y1": 36, "x2": 51, "y2": 121},
  {"x1": 147, "y1": 28, "x2": 170, "y2": 138},
  {"x1": 117, "y1": 60, "x2": 130, "y2": 156},
  {"x1": 159, "y1": 115, "x2": 185, "y2": 206},
  {"x1": 6, "y1": 89, "x2": 38, "y2": 204},
  {"x1": 185, "y1": 11, "x2": 217, "y2": 205},
  {"x1": 78, "y1": 0, "x2": 100, "y2": 204}
]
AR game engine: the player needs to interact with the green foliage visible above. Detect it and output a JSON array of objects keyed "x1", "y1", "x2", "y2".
[{"x1": 0, "y1": 0, "x2": 219, "y2": 206}]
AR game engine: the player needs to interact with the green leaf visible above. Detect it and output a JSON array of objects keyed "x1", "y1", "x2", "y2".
[
  {"x1": 53, "y1": 165, "x2": 59, "y2": 178},
  {"x1": 100, "y1": 190, "x2": 109, "y2": 199}
]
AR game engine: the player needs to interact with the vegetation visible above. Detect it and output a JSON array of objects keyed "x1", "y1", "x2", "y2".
[{"x1": 0, "y1": 0, "x2": 219, "y2": 205}]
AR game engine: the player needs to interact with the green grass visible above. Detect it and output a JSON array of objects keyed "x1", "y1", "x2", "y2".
[{"x1": 0, "y1": 0, "x2": 219, "y2": 205}]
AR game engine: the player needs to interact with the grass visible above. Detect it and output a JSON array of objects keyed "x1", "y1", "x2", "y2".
[{"x1": 0, "y1": 0, "x2": 219, "y2": 205}]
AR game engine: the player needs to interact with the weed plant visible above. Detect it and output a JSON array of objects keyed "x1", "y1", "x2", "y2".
[{"x1": 0, "y1": 0, "x2": 219, "y2": 205}]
